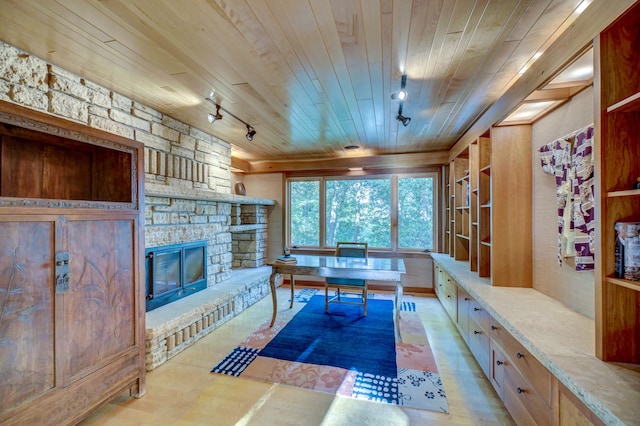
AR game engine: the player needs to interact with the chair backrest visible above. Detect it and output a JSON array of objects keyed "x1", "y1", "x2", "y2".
[{"x1": 334, "y1": 242, "x2": 368, "y2": 258}]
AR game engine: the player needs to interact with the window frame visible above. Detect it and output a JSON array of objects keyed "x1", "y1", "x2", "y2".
[{"x1": 286, "y1": 170, "x2": 438, "y2": 253}]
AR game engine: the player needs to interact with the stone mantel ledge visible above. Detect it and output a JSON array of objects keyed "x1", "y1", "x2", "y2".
[
  {"x1": 230, "y1": 224, "x2": 267, "y2": 233},
  {"x1": 431, "y1": 253, "x2": 640, "y2": 426},
  {"x1": 145, "y1": 182, "x2": 275, "y2": 206}
]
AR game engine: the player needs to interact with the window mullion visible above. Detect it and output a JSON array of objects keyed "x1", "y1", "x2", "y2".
[
  {"x1": 319, "y1": 177, "x2": 326, "y2": 249},
  {"x1": 391, "y1": 175, "x2": 398, "y2": 251}
]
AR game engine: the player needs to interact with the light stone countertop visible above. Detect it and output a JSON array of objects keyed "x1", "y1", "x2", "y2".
[{"x1": 431, "y1": 253, "x2": 640, "y2": 426}]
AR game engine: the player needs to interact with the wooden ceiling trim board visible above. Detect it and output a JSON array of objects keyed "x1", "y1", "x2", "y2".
[
  {"x1": 360, "y1": 0, "x2": 383, "y2": 65},
  {"x1": 63, "y1": 0, "x2": 189, "y2": 76},
  {"x1": 2, "y1": 2, "x2": 192, "y2": 113},
  {"x1": 247, "y1": 150, "x2": 449, "y2": 173},
  {"x1": 448, "y1": 0, "x2": 636, "y2": 161},
  {"x1": 390, "y1": 0, "x2": 412, "y2": 77},
  {"x1": 409, "y1": 0, "x2": 454, "y2": 144},
  {"x1": 247, "y1": 0, "x2": 323, "y2": 105},
  {"x1": 435, "y1": 0, "x2": 532, "y2": 143},
  {"x1": 279, "y1": 0, "x2": 350, "y2": 129},
  {"x1": 307, "y1": 0, "x2": 369, "y2": 145}
]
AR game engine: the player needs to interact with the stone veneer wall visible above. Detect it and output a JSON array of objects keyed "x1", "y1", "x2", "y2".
[
  {"x1": 0, "y1": 39, "x2": 240, "y2": 284},
  {"x1": 231, "y1": 204, "x2": 269, "y2": 268}
]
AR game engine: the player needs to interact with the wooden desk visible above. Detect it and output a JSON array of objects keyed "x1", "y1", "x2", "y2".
[{"x1": 267, "y1": 254, "x2": 406, "y2": 340}]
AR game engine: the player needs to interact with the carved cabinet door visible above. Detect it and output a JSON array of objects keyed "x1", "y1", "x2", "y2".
[
  {"x1": 60, "y1": 214, "x2": 138, "y2": 382},
  {"x1": 0, "y1": 218, "x2": 56, "y2": 414}
]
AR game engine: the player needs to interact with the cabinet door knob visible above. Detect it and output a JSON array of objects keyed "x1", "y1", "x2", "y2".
[
  {"x1": 464, "y1": 297, "x2": 470, "y2": 301},
  {"x1": 473, "y1": 307, "x2": 481, "y2": 311},
  {"x1": 516, "y1": 352, "x2": 524, "y2": 359},
  {"x1": 496, "y1": 360, "x2": 503, "y2": 366},
  {"x1": 516, "y1": 387, "x2": 525, "y2": 394},
  {"x1": 491, "y1": 325, "x2": 498, "y2": 330},
  {"x1": 473, "y1": 330, "x2": 481, "y2": 335}
]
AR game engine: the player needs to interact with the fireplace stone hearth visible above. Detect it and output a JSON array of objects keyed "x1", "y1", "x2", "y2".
[{"x1": 145, "y1": 266, "x2": 272, "y2": 370}]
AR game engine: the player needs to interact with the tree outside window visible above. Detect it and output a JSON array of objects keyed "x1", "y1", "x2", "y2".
[{"x1": 288, "y1": 174, "x2": 435, "y2": 251}]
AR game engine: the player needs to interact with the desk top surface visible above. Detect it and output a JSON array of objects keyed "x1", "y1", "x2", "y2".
[{"x1": 268, "y1": 254, "x2": 406, "y2": 273}]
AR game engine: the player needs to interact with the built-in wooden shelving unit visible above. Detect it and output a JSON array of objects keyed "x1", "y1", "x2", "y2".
[{"x1": 596, "y1": 1, "x2": 640, "y2": 364}]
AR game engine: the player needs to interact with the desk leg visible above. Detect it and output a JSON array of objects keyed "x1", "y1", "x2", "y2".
[
  {"x1": 289, "y1": 274, "x2": 295, "y2": 309},
  {"x1": 395, "y1": 279, "x2": 403, "y2": 342},
  {"x1": 269, "y1": 272, "x2": 279, "y2": 327}
]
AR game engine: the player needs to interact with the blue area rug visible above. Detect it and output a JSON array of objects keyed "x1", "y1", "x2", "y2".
[
  {"x1": 260, "y1": 295, "x2": 397, "y2": 377},
  {"x1": 212, "y1": 291, "x2": 448, "y2": 413}
]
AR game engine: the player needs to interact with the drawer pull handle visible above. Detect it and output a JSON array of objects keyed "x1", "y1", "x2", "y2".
[
  {"x1": 516, "y1": 352, "x2": 524, "y2": 359},
  {"x1": 496, "y1": 360, "x2": 503, "y2": 366},
  {"x1": 516, "y1": 387, "x2": 526, "y2": 394},
  {"x1": 491, "y1": 325, "x2": 498, "y2": 330},
  {"x1": 473, "y1": 307, "x2": 481, "y2": 311},
  {"x1": 473, "y1": 330, "x2": 481, "y2": 335}
]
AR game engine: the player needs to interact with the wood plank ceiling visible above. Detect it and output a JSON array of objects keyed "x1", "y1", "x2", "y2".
[{"x1": 0, "y1": 0, "x2": 590, "y2": 170}]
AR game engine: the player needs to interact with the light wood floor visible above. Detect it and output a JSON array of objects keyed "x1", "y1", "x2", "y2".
[{"x1": 80, "y1": 287, "x2": 514, "y2": 425}]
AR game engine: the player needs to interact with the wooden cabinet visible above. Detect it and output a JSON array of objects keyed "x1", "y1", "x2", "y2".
[
  {"x1": 490, "y1": 317, "x2": 552, "y2": 425},
  {"x1": 0, "y1": 103, "x2": 145, "y2": 424},
  {"x1": 595, "y1": 1, "x2": 640, "y2": 365}
]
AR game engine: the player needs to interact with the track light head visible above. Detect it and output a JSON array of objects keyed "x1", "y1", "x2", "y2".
[
  {"x1": 391, "y1": 89, "x2": 407, "y2": 101},
  {"x1": 391, "y1": 74, "x2": 408, "y2": 101},
  {"x1": 207, "y1": 105, "x2": 223, "y2": 123},
  {"x1": 246, "y1": 125, "x2": 256, "y2": 141},
  {"x1": 397, "y1": 114, "x2": 411, "y2": 126}
]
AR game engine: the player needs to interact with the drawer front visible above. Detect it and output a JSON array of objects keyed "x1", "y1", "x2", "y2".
[
  {"x1": 490, "y1": 340, "x2": 505, "y2": 398},
  {"x1": 457, "y1": 287, "x2": 471, "y2": 338},
  {"x1": 489, "y1": 320, "x2": 551, "y2": 406},
  {"x1": 503, "y1": 363, "x2": 552, "y2": 426},
  {"x1": 468, "y1": 299, "x2": 489, "y2": 333},
  {"x1": 441, "y1": 279, "x2": 457, "y2": 321},
  {"x1": 468, "y1": 315, "x2": 490, "y2": 377}
]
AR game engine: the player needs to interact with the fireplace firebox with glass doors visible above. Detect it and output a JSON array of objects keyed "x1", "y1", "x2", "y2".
[{"x1": 145, "y1": 241, "x2": 207, "y2": 311}]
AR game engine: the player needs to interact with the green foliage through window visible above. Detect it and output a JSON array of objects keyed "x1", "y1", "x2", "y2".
[
  {"x1": 288, "y1": 174, "x2": 435, "y2": 251},
  {"x1": 289, "y1": 180, "x2": 319, "y2": 246}
]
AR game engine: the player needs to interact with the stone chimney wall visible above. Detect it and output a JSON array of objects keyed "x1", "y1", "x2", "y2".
[{"x1": 0, "y1": 40, "x2": 268, "y2": 285}]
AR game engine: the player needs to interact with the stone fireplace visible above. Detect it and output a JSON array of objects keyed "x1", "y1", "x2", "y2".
[
  {"x1": 143, "y1": 183, "x2": 275, "y2": 370},
  {"x1": 0, "y1": 39, "x2": 276, "y2": 372}
]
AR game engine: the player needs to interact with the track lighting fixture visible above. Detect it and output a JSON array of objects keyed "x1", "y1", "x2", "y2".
[
  {"x1": 246, "y1": 125, "x2": 256, "y2": 141},
  {"x1": 393, "y1": 75, "x2": 411, "y2": 127},
  {"x1": 204, "y1": 96, "x2": 257, "y2": 141},
  {"x1": 397, "y1": 114, "x2": 411, "y2": 127}
]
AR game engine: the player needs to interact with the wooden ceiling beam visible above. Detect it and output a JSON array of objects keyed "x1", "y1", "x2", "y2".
[{"x1": 236, "y1": 151, "x2": 448, "y2": 173}]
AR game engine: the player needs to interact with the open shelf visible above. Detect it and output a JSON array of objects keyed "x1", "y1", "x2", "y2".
[
  {"x1": 606, "y1": 277, "x2": 640, "y2": 292},
  {"x1": 607, "y1": 91, "x2": 640, "y2": 113}
]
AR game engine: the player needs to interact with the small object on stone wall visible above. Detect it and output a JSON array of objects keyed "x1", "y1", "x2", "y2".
[{"x1": 235, "y1": 182, "x2": 246, "y2": 195}]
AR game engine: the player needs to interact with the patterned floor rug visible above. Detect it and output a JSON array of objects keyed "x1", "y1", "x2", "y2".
[{"x1": 211, "y1": 289, "x2": 449, "y2": 414}]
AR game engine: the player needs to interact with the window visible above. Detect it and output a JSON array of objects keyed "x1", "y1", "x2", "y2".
[
  {"x1": 288, "y1": 173, "x2": 436, "y2": 251},
  {"x1": 289, "y1": 180, "x2": 320, "y2": 247}
]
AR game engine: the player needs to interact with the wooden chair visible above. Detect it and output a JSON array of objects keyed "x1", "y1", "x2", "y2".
[{"x1": 325, "y1": 242, "x2": 369, "y2": 315}]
